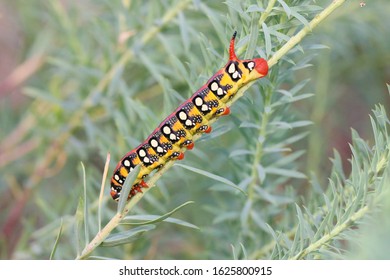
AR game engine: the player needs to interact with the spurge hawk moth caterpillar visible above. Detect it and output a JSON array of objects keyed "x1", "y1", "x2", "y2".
[{"x1": 110, "y1": 32, "x2": 269, "y2": 201}]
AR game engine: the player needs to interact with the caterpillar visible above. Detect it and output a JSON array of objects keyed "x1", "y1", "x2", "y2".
[{"x1": 110, "y1": 32, "x2": 268, "y2": 201}]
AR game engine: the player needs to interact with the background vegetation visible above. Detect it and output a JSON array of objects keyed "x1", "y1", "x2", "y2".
[{"x1": 0, "y1": 0, "x2": 389, "y2": 260}]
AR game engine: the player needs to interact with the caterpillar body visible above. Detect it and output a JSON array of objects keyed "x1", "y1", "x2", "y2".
[{"x1": 110, "y1": 32, "x2": 268, "y2": 201}]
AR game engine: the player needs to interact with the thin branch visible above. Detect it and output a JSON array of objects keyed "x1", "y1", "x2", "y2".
[
  {"x1": 259, "y1": 0, "x2": 277, "y2": 26},
  {"x1": 267, "y1": 0, "x2": 347, "y2": 68},
  {"x1": 290, "y1": 205, "x2": 369, "y2": 260}
]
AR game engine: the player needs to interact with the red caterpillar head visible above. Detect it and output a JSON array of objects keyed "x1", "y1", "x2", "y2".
[{"x1": 229, "y1": 31, "x2": 268, "y2": 81}]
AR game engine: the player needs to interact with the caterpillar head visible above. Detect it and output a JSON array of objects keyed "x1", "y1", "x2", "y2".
[{"x1": 229, "y1": 31, "x2": 268, "y2": 81}]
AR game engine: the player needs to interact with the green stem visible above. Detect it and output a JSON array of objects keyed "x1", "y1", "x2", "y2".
[
  {"x1": 290, "y1": 205, "x2": 369, "y2": 260},
  {"x1": 248, "y1": 90, "x2": 272, "y2": 200},
  {"x1": 267, "y1": 0, "x2": 347, "y2": 68},
  {"x1": 259, "y1": 0, "x2": 277, "y2": 26}
]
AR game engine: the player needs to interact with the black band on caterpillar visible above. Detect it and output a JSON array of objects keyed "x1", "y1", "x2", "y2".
[{"x1": 110, "y1": 32, "x2": 269, "y2": 201}]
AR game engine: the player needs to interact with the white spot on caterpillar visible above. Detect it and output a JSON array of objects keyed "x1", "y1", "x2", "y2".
[
  {"x1": 228, "y1": 63, "x2": 236, "y2": 74},
  {"x1": 129, "y1": 167, "x2": 134, "y2": 172},
  {"x1": 185, "y1": 119, "x2": 193, "y2": 127},
  {"x1": 124, "y1": 160, "x2": 130, "y2": 167},
  {"x1": 201, "y1": 104, "x2": 209, "y2": 111},
  {"x1": 248, "y1": 61, "x2": 255, "y2": 70},
  {"x1": 163, "y1": 125, "x2": 171, "y2": 135},
  {"x1": 150, "y1": 139, "x2": 158, "y2": 148},
  {"x1": 157, "y1": 146, "x2": 164, "y2": 153},
  {"x1": 232, "y1": 72, "x2": 238, "y2": 79},
  {"x1": 170, "y1": 134, "x2": 177, "y2": 140},
  {"x1": 195, "y1": 97, "x2": 203, "y2": 106},
  {"x1": 178, "y1": 111, "x2": 187, "y2": 120},
  {"x1": 217, "y1": 88, "x2": 223, "y2": 96},
  {"x1": 211, "y1": 82, "x2": 218, "y2": 91},
  {"x1": 114, "y1": 174, "x2": 120, "y2": 181},
  {"x1": 139, "y1": 149, "x2": 146, "y2": 157},
  {"x1": 143, "y1": 157, "x2": 150, "y2": 163}
]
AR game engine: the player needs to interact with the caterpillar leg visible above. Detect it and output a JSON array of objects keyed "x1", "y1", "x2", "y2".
[
  {"x1": 129, "y1": 180, "x2": 149, "y2": 198},
  {"x1": 139, "y1": 180, "x2": 149, "y2": 188},
  {"x1": 215, "y1": 106, "x2": 231, "y2": 117},
  {"x1": 182, "y1": 139, "x2": 195, "y2": 150},
  {"x1": 170, "y1": 151, "x2": 185, "y2": 160},
  {"x1": 197, "y1": 125, "x2": 212, "y2": 134},
  {"x1": 221, "y1": 106, "x2": 230, "y2": 116}
]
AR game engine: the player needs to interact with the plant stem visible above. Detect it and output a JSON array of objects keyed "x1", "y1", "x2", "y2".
[
  {"x1": 259, "y1": 0, "x2": 277, "y2": 26},
  {"x1": 267, "y1": 0, "x2": 347, "y2": 68},
  {"x1": 248, "y1": 90, "x2": 272, "y2": 200},
  {"x1": 290, "y1": 205, "x2": 369, "y2": 260}
]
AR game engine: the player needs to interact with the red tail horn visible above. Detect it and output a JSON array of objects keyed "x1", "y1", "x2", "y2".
[{"x1": 229, "y1": 31, "x2": 238, "y2": 61}]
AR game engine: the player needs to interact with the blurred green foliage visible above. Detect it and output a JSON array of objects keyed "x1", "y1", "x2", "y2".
[{"x1": 0, "y1": 0, "x2": 389, "y2": 260}]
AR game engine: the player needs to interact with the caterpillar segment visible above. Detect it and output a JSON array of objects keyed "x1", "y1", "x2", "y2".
[{"x1": 110, "y1": 31, "x2": 268, "y2": 201}]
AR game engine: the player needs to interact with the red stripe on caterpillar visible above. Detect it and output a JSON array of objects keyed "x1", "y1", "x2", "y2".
[{"x1": 110, "y1": 32, "x2": 268, "y2": 201}]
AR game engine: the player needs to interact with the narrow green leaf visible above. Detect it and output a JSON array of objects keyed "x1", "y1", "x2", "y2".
[
  {"x1": 123, "y1": 215, "x2": 199, "y2": 229},
  {"x1": 117, "y1": 164, "x2": 141, "y2": 214},
  {"x1": 277, "y1": 89, "x2": 293, "y2": 98},
  {"x1": 80, "y1": 162, "x2": 89, "y2": 246},
  {"x1": 290, "y1": 78, "x2": 311, "y2": 95},
  {"x1": 245, "y1": 15, "x2": 259, "y2": 59},
  {"x1": 49, "y1": 219, "x2": 63, "y2": 260},
  {"x1": 250, "y1": 210, "x2": 268, "y2": 232},
  {"x1": 295, "y1": 203, "x2": 313, "y2": 241},
  {"x1": 178, "y1": 12, "x2": 190, "y2": 53},
  {"x1": 265, "y1": 167, "x2": 306, "y2": 179},
  {"x1": 239, "y1": 121, "x2": 261, "y2": 129},
  {"x1": 268, "y1": 28, "x2": 290, "y2": 42},
  {"x1": 88, "y1": 256, "x2": 119, "y2": 260},
  {"x1": 263, "y1": 146, "x2": 291, "y2": 154},
  {"x1": 271, "y1": 150, "x2": 305, "y2": 167},
  {"x1": 282, "y1": 131, "x2": 310, "y2": 145},
  {"x1": 240, "y1": 200, "x2": 252, "y2": 231},
  {"x1": 225, "y1": 0, "x2": 250, "y2": 21},
  {"x1": 101, "y1": 225, "x2": 155, "y2": 247},
  {"x1": 121, "y1": 201, "x2": 198, "y2": 229},
  {"x1": 256, "y1": 187, "x2": 294, "y2": 205},
  {"x1": 175, "y1": 163, "x2": 246, "y2": 195},
  {"x1": 290, "y1": 8, "x2": 310, "y2": 27},
  {"x1": 199, "y1": 3, "x2": 225, "y2": 44},
  {"x1": 272, "y1": 93, "x2": 314, "y2": 108},
  {"x1": 240, "y1": 243, "x2": 248, "y2": 260},
  {"x1": 98, "y1": 153, "x2": 111, "y2": 232},
  {"x1": 278, "y1": 0, "x2": 292, "y2": 17},
  {"x1": 213, "y1": 211, "x2": 239, "y2": 224},
  {"x1": 246, "y1": 4, "x2": 264, "y2": 13},
  {"x1": 23, "y1": 87, "x2": 63, "y2": 105},
  {"x1": 289, "y1": 223, "x2": 301, "y2": 258},
  {"x1": 231, "y1": 244, "x2": 237, "y2": 260},
  {"x1": 74, "y1": 197, "x2": 84, "y2": 257},
  {"x1": 270, "y1": 120, "x2": 313, "y2": 130},
  {"x1": 262, "y1": 22, "x2": 272, "y2": 57},
  {"x1": 257, "y1": 164, "x2": 266, "y2": 182},
  {"x1": 266, "y1": 224, "x2": 282, "y2": 259},
  {"x1": 229, "y1": 149, "x2": 253, "y2": 158}
]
